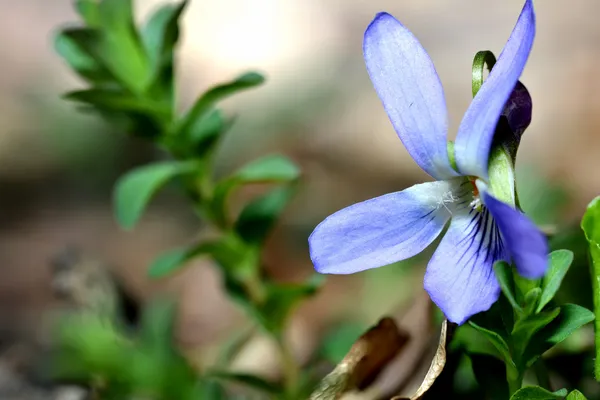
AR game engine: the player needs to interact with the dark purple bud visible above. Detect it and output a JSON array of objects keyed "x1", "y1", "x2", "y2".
[{"x1": 502, "y1": 81, "x2": 532, "y2": 140}]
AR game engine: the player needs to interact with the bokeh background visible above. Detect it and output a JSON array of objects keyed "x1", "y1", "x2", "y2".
[{"x1": 0, "y1": 0, "x2": 599, "y2": 398}]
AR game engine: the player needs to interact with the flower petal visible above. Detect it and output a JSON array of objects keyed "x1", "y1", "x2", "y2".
[
  {"x1": 454, "y1": 0, "x2": 535, "y2": 178},
  {"x1": 480, "y1": 187, "x2": 548, "y2": 279},
  {"x1": 309, "y1": 180, "x2": 466, "y2": 274},
  {"x1": 424, "y1": 208, "x2": 508, "y2": 325},
  {"x1": 363, "y1": 12, "x2": 456, "y2": 180}
]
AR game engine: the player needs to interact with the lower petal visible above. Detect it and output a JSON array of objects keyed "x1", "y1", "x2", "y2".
[
  {"x1": 424, "y1": 208, "x2": 508, "y2": 325},
  {"x1": 309, "y1": 180, "x2": 461, "y2": 275},
  {"x1": 481, "y1": 188, "x2": 548, "y2": 279}
]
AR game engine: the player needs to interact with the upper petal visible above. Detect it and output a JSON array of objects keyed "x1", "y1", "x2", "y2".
[
  {"x1": 454, "y1": 0, "x2": 535, "y2": 179},
  {"x1": 424, "y1": 207, "x2": 508, "y2": 325},
  {"x1": 309, "y1": 180, "x2": 461, "y2": 275},
  {"x1": 480, "y1": 185, "x2": 548, "y2": 279},
  {"x1": 363, "y1": 12, "x2": 456, "y2": 180}
]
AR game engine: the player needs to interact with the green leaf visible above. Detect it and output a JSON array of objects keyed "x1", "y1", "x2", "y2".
[
  {"x1": 469, "y1": 353, "x2": 509, "y2": 400},
  {"x1": 148, "y1": 241, "x2": 224, "y2": 278},
  {"x1": 537, "y1": 250, "x2": 574, "y2": 312},
  {"x1": 524, "y1": 287, "x2": 542, "y2": 316},
  {"x1": 54, "y1": 29, "x2": 112, "y2": 82},
  {"x1": 114, "y1": 160, "x2": 198, "y2": 229},
  {"x1": 566, "y1": 390, "x2": 588, "y2": 400},
  {"x1": 510, "y1": 386, "x2": 567, "y2": 400},
  {"x1": 212, "y1": 154, "x2": 300, "y2": 223},
  {"x1": 206, "y1": 371, "x2": 282, "y2": 395},
  {"x1": 64, "y1": 89, "x2": 167, "y2": 118},
  {"x1": 524, "y1": 304, "x2": 595, "y2": 368},
  {"x1": 141, "y1": 1, "x2": 187, "y2": 102},
  {"x1": 142, "y1": 1, "x2": 187, "y2": 72},
  {"x1": 148, "y1": 247, "x2": 192, "y2": 278},
  {"x1": 235, "y1": 184, "x2": 297, "y2": 244},
  {"x1": 233, "y1": 154, "x2": 300, "y2": 183},
  {"x1": 184, "y1": 109, "x2": 228, "y2": 151},
  {"x1": 494, "y1": 261, "x2": 520, "y2": 311},
  {"x1": 260, "y1": 275, "x2": 324, "y2": 333},
  {"x1": 67, "y1": 0, "x2": 151, "y2": 93},
  {"x1": 75, "y1": 0, "x2": 101, "y2": 26},
  {"x1": 511, "y1": 307, "x2": 560, "y2": 361},
  {"x1": 58, "y1": 27, "x2": 149, "y2": 93},
  {"x1": 177, "y1": 72, "x2": 265, "y2": 136},
  {"x1": 468, "y1": 321, "x2": 514, "y2": 368}
]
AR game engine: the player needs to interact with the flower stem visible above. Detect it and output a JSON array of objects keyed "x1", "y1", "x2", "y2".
[
  {"x1": 507, "y1": 365, "x2": 523, "y2": 397},
  {"x1": 275, "y1": 333, "x2": 299, "y2": 398},
  {"x1": 589, "y1": 248, "x2": 600, "y2": 381}
]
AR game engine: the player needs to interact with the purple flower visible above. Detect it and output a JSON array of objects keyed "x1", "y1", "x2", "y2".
[{"x1": 308, "y1": 0, "x2": 548, "y2": 325}]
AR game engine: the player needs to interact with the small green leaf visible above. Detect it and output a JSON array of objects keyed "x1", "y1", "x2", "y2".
[
  {"x1": 141, "y1": 0, "x2": 187, "y2": 102},
  {"x1": 537, "y1": 250, "x2": 574, "y2": 312},
  {"x1": 524, "y1": 304, "x2": 595, "y2": 368},
  {"x1": 75, "y1": 0, "x2": 101, "y2": 26},
  {"x1": 142, "y1": 1, "x2": 187, "y2": 72},
  {"x1": 114, "y1": 160, "x2": 198, "y2": 229},
  {"x1": 511, "y1": 307, "x2": 560, "y2": 361},
  {"x1": 468, "y1": 321, "x2": 514, "y2": 368},
  {"x1": 510, "y1": 386, "x2": 567, "y2": 400},
  {"x1": 566, "y1": 390, "x2": 588, "y2": 400},
  {"x1": 177, "y1": 72, "x2": 265, "y2": 136},
  {"x1": 148, "y1": 241, "x2": 224, "y2": 278},
  {"x1": 235, "y1": 184, "x2": 297, "y2": 244},
  {"x1": 234, "y1": 154, "x2": 300, "y2": 183},
  {"x1": 469, "y1": 353, "x2": 509, "y2": 400},
  {"x1": 259, "y1": 275, "x2": 324, "y2": 333},
  {"x1": 206, "y1": 371, "x2": 282, "y2": 395},
  {"x1": 185, "y1": 109, "x2": 227, "y2": 151},
  {"x1": 64, "y1": 89, "x2": 167, "y2": 118},
  {"x1": 54, "y1": 30, "x2": 110, "y2": 82},
  {"x1": 494, "y1": 261, "x2": 520, "y2": 311},
  {"x1": 58, "y1": 27, "x2": 149, "y2": 93},
  {"x1": 524, "y1": 287, "x2": 542, "y2": 315},
  {"x1": 148, "y1": 247, "x2": 192, "y2": 278},
  {"x1": 212, "y1": 154, "x2": 300, "y2": 224}
]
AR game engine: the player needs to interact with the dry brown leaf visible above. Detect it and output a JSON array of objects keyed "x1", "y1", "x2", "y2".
[
  {"x1": 309, "y1": 318, "x2": 409, "y2": 400},
  {"x1": 391, "y1": 319, "x2": 453, "y2": 400}
]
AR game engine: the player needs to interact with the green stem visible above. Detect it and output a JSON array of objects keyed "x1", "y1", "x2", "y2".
[
  {"x1": 275, "y1": 333, "x2": 299, "y2": 398},
  {"x1": 507, "y1": 365, "x2": 523, "y2": 397},
  {"x1": 589, "y1": 249, "x2": 600, "y2": 381}
]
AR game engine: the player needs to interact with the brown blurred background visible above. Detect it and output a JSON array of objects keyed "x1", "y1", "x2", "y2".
[{"x1": 0, "y1": 0, "x2": 599, "y2": 397}]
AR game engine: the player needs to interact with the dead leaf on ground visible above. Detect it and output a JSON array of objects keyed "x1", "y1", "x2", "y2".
[
  {"x1": 391, "y1": 319, "x2": 454, "y2": 400},
  {"x1": 309, "y1": 317, "x2": 409, "y2": 400}
]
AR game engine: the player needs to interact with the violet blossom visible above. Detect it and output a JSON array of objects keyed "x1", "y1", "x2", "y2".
[{"x1": 308, "y1": 0, "x2": 548, "y2": 324}]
